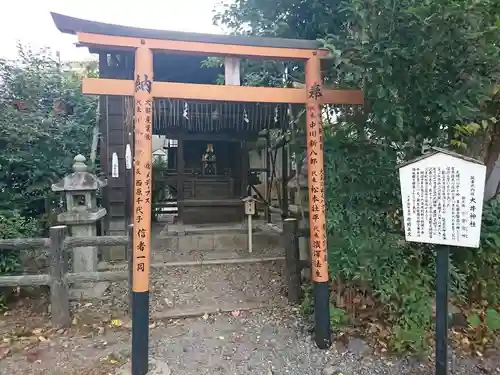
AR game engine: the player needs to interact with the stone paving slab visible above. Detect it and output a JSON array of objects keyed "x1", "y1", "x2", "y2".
[{"x1": 151, "y1": 222, "x2": 284, "y2": 264}]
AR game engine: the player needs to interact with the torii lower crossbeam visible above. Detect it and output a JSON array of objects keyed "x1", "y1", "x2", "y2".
[
  {"x1": 82, "y1": 78, "x2": 364, "y2": 105},
  {"x1": 49, "y1": 11, "x2": 366, "y2": 374}
]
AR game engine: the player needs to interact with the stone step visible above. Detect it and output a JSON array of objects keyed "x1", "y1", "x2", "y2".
[
  {"x1": 158, "y1": 231, "x2": 281, "y2": 252},
  {"x1": 152, "y1": 222, "x2": 284, "y2": 263},
  {"x1": 159, "y1": 222, "x2": 256, "y2": 236},
  {"x1": 151, "y1": 237, "x2": 284, "y2": 263}
]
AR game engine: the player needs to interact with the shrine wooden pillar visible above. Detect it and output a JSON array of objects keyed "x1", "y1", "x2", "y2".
[
  {"x1": 305, "y1": 54, "x2": 331, "y2": 349},
  {"x1": 265, "y1": 128, "x2": 271, "y2": 223},
  {"x1": 241, "y1": 140, "x2": 249, "y2": 196},
  {"x1": 132, "y1": 45, "x2": 153, "y2": 375},
  {"x1": 176, "y1": 134, "x2": 185, "y2": 232},
  {"x1": 281, "y1": 116, "x2": 289, "y2": 220}
]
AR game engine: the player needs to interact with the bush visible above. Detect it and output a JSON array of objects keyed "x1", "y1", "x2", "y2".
[
  {"x1": 456, "y1": 199, "x2": 500, "y2": 305},
  {"x1": 0, "y1": 211, "x2": 40, "y2": 274},
  {"x1": 321, "y1": 125, "x2": 475, "y2": 353},
  {"x1": 0, "y1": 45, "x2": 97, "y2": 225},
  {"x1": 0, "y1": 45, "x2": 96, "y2": 309},
  {"x1": 0, "y1": 211, "x2": 40, "y2": 310},
  {"x1": 322, "y1": 125, "x2": 433, "y2": 352}
]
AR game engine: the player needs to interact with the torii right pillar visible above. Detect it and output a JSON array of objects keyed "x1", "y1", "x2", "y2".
[{"x1": 305, "y1": 52, "x2": 332, "y2": 349}]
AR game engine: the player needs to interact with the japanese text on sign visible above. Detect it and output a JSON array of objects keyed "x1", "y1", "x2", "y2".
[
  {"x1": 306, "y1": 59, "x2": 328, "y2": 283},
  {"x1": 132, "y1": 47, "x2": 153, "y2": 293},
  {"x1": 399, "y1": 151, "x2": 486, "y2": 248}
]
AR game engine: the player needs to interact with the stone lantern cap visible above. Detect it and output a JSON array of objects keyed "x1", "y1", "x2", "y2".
[{"x1": 51, "y1": 154, "x2": 107, "y2": 192}]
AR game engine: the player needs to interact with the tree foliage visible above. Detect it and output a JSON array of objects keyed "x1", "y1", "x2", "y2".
[
  {"x1": 215, "y1": 0, "x2": 500, "y2": 353},
  {"x1": 0, "y1": 45, "x2": 97, "y2": 222},
  {"x1": 0, "y1": 46, "x2": 97, "y2": 277}
]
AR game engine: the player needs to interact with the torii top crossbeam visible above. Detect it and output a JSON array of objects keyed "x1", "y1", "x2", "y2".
[
  {"x1": 51, "y1": 11, "x2": 362, "y2": 303},
  {"x1": 51, "y1": 12, "x2": 356, "y2": 352},
  {"x1": 50, "y1": 12, "x2": 363, "y2": 105}
]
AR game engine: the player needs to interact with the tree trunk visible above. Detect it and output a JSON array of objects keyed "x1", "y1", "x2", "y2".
[{"x1": 483, "y1": 132, "x2": 500, "y2": 201}]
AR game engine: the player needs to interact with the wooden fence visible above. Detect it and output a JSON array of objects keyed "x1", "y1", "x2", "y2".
[
  {"x1": 0, "y1": 218, "x2": 308, "y2": 326},
  {"x1": 0, "y1": 225, "x2": 132, "y2": 328}
]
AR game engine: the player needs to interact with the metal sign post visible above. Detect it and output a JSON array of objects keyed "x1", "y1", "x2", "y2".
[{"x1": 398, "y1": 147, "x2": 486, "y2": 375}]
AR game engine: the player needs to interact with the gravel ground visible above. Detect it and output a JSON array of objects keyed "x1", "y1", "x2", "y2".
[
  {"x1": 149, "y1": 307, "x2": 500, "y2": 375},
  {"x1": 0, "y1": 314, "x2": 131, "y2": 375},
  {"x1": 3, "y1": 223, "x2": 499, "y2": 375},
  {"x1": 92, "y1": 261, "x2": 286, "y2": 317},
  {"x1": 2, "y1": 265, "x2": 500, "y2": 375},
  {"x1": 3, "y1": 304, "x2": 498, "y2": 375},
  {"x1": 150, "y1": 243, "x2": 285, "y2": 263},
  {"x1": 147, "y1": 262, "x2": 285, "y2": 313}
]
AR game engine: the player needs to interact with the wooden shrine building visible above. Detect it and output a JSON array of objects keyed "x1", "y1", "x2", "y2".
[{"x1": 50, "y1": 12, "x2": 364, "y2": 239}]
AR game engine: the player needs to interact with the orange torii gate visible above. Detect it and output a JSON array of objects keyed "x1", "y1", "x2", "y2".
[{"x1": 51, "y1": 12, "x2": 363, "y2": 375}]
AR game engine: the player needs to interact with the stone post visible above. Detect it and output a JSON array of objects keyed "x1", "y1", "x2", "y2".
[{"x1": 52, "y1": 154, "x2": 107, "y2": 298}]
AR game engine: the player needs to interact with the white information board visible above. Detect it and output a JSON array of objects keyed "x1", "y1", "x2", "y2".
[
  {"x1": 399, "y1": 150, "x2": 486, "y2": 248},
  {"x1": 111, "y1": 152, "x2": 119, "y2": 178}
]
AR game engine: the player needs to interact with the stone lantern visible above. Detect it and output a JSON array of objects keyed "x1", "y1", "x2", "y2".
[
  {"x1": 287, "y1": 157, "x2": 309, "y2": 276},
  {"x1": 52, "y1": 154, "x2": 107, "y2": 275}
]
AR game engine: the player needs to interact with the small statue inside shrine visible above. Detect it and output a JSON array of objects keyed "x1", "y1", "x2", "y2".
[{"x1": 201, "y1": 143, "x2": 217, "y2": 175}]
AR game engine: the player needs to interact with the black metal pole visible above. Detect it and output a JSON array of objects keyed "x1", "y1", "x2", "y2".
[
  {"x1": 131, "y1": 290, "x2": 149, "y2": 375},
  {"x1": 314, "y1": 281, "x2": 331, "y2": 349},
  {"x1": 435, "y1": 246, "x2": 450, "y2": 375}
]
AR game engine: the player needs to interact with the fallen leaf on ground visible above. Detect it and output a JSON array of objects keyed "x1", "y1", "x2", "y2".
[
  {"x1": 26, "y1": 349, "x2": 43, "y2": 363},
  {"x1": 110, "y1": 319, "x2": 122, "y2": 327},
  {"x1": 32, "y1": 328, "x2": 43, "y2": 336},
  {"x1": 0, "y1": 347, "x2": 11, "y2": 360}
]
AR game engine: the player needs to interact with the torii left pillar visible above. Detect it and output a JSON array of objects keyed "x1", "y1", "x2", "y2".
[
  {"x1": 132, "y1": 44, "x2": 153, "y2": 375},
  {"x1": 305, "y1": 52, "x2": 332, "y2": 349}
]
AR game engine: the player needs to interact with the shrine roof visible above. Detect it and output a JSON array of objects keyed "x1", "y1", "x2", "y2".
[
  {"x1": 50, "y1": 12, "x2": 322, "y2": 51},
  {"x1": 397, "y1": 147, "x2": 484, "y2": 169}
]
